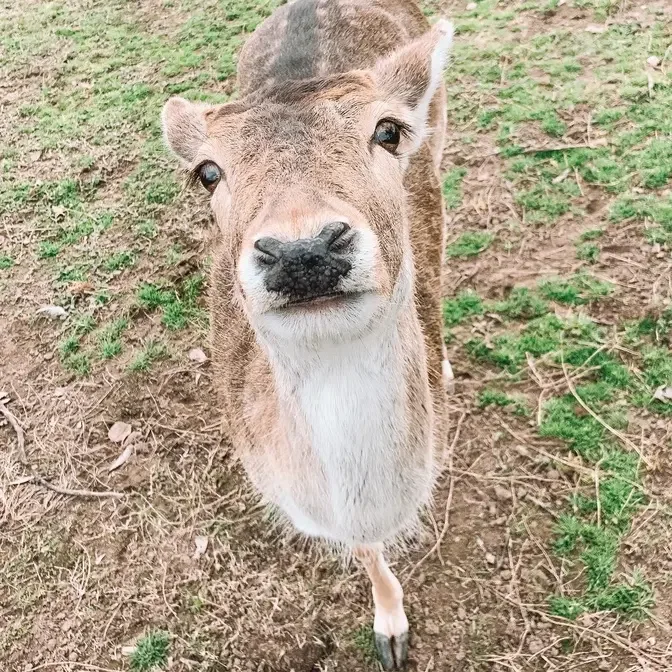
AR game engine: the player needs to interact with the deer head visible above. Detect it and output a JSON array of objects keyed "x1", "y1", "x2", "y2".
[{"x1": 162, "y1": 20, "x2": 453, "y2": 347}]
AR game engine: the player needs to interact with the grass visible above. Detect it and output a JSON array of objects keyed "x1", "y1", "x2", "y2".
[
  {"x1": 539, "y1": 274, "x2": 613, "y2": 306},
  {"x1": 447, "y1": 231, "x2": 493, "y2": 257},
  {"x1": 129, "y1": 341, "x2": 169, "y2": 372},
  {"x1": 137, "y1": 274, "x2": 206, "y2": 331},
  {"x1": 0, "y1": 256, "x2": 14, "y2": 269},
  {"x1": 478, "y1": 388, "x2": 529, "y2": 416},
  {"x1": 443, "y1": 290, "x2": 485, "y2": 327},
  {"x1": 352, "y1": 625, "x2": 377, "y2": 663},
  {"x1": 130, "y1": 631, "x2": 170, "y2": 671}
]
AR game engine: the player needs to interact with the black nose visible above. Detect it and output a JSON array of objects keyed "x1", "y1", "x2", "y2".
[{"x1": 255, "y1": 222, "x2": 353, "y2": 301}]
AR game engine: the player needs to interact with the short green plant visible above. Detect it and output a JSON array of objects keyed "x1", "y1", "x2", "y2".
[
  {"x1": 447, "y1": 231, "x2": 493, "y2": 258},
  {"x1": 129, "y1": 341, "x2": 169, "y2": 372},
  {"x1": 130, "y1": 631, "x2": 170, "y2": 671},
  {"x1": 0, "y1": 255, "x2": 14, "y2": 270},
  {"x1": 492, "y1": 286, "x2": 549, "y2": 320},
  {"x1": 443, "y1": 167, "x2": 468, "y2": 210},
  {"x1": 478, "y1": 388, "x2": 529, "y2": 415},
  {"x1": 443, "y1": 290, "x2": 484, "y2": 327},
  {"x1": 539, "y1": 274, "x2": 612, "y2": 305},
  {"x1": 352, "y1": 625, "x2": 377, "y2": 663}
]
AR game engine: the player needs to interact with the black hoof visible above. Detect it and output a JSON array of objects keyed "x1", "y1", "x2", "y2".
[{"x1": 375, "y1": 631, "x2": 408, "y2": 670}]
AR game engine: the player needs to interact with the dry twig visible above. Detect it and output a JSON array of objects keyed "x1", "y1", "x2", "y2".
[{"x1": 0, "y1": 398, "x2": 27, "y2": 463}]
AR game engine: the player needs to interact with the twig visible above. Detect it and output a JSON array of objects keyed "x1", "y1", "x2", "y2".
[
  {"x1": 518, "y1": 141, "x2": 607, "y2": 154},
  {"x1": 0, "y1": 398, "x2": 27, "y2": 463},
  {"x1": 404, "y1": 412, "x2": 467, "y2": 583},
  {"x1": 12, "y1": 475, "x2": 124, "y2": 499}
]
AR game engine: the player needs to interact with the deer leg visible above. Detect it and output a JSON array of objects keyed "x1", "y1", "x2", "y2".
[
  {"x1": 442, "y1": 343, "x2": 455, "y2": 395},
  {"x1": 354, "y1": 544, "x2": 409, "y2": 670}
]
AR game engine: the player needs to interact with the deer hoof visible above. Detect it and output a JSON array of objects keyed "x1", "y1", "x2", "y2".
[{"x1": 375, "y1": 631, "x2": 408, "y2": 669}]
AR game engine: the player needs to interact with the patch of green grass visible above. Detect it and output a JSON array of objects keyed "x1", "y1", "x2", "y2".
[
  {"x1": 443, "y1": 290, "x2": 484, "y2": 327},
  {"x1": 129, "y1": 341, "x2": 169, "y2": 372},
  {"x1": 130, "y1": 631, "x2": 170, "y2": 671},
  {"x1": 72, "y1": 314, "x2": 96, "y2": 336},
  {"x1": 576, "y1": 242, "x2": 600, "y2": 263},
  {"x1": 0, "y1": 255, "x2": 14, "y2": 270},
  {"x1": 137, "y1": 274, "x2": 206, "y2": 331},
  {"x1": 352, "y1": 625, "x2": 377, "y2": 663},
  {"x1": 97, "y1": 318, "x2": 128, "y2": 359},
  {"x1": 478, "y1": 388, "x2": 529, "y2": 415},
  {"x1": 491, "y1": 286, "x2": 549, "y2": 320},
  {"x1": 447, "y1": 231, "x2": 493, "y2": 258},
  {"x1": 103, "y1": 250, "x2": 135, "y2": 272},
  {"x1": 134, "y1": 220, "x2": 158, "y2": 239},
  {"x1": 38, "y1": 241, "x2": 61, "y2": 259},
  {"x1": 579, "y1": 229, "x2": 604, "y2": 242},
  {"x1": 541, "y1": 113, "x2": 566, "y2": 138},
  {"x1": 442, "y1": 167, "x2": 468, "y2": 210},
  {"x1": 539, "y1": 274, "x2": 612, "y2": 305}
]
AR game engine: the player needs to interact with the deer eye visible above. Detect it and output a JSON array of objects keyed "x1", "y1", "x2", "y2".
[
  {"x1": 198, "y1": 162, "x2": 221, "y2": 193},
  {"x1": 373, "y1": 120, "x2": 401, "y2": 153}
]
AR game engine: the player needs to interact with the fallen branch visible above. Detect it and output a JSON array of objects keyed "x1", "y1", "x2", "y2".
[
  {"x1": 11, "y1": 475, "x2": 124, "y2": 499},
  {"x1": 0, "y1": 398, "x2": 27, "y2": 463}
]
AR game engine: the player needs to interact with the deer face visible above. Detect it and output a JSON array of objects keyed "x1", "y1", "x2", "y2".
[{"x1": 162, "y1": 21, "x2": 453, "y2": 345}]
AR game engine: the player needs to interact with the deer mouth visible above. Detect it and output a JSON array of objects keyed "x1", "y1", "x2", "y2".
[{"x1": 280, "y1": 291, "x2": 365, "y2": 310}]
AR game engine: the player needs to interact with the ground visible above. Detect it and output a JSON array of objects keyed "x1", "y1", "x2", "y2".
[{"x1": 0, "y1": 0, "x2": 671, "y2": 670}]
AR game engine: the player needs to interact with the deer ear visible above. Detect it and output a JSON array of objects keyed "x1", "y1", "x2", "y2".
[
  {"x1": 373, "y1": 19, "x2": 454, "y2": 147},
  {"x1": 161, "y1": 97, "x2": 213, "y2": 166}
]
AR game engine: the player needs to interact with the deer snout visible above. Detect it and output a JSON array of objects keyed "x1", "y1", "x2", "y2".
[{"x1": 254, "y1": 222, "x2": 353, "y2": 303}]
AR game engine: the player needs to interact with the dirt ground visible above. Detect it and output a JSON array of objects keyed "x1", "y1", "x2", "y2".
[{"x1": 1, "y1": 0, "x2": 671, "y2": 670}]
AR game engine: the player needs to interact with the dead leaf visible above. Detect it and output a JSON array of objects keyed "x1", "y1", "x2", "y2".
[
  {"x1": 585, "y1": 25, "x2": 606, "y2": 34},
  {"x1": 123, "y1": 431, "x2": 142, "y2": 446},
  {"x1": 108, "y1": 421, "x2": 132, "y2": 443},
  {"x1": 552, "y1": 169, "x2": 570, "y2": 184},
  {"x1": 193, "y1": 535, "x2": 209, "y2": 559},
  {"x1": 108, "y1": 444, "x2": 134, "y2": 473},
  {"x1": 37, "y1": 305, "x2": 67, "y2": 319},
  {"x1": 67, "y1": 281, "x2": 95, "y2": 296},
  {"x1": 653, "y1": 385, "x2": 672, "y2": 402},
  {"x1": 188, "y1": 348, "x2": 208, "y2": 363}
]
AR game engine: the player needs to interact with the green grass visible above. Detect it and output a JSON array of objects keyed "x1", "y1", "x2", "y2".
[
  {"x1": 443, "y1": 167, "x2": 468, "y2": 210},
  {"x1": 478, "y1": 388, "x2": 529, "y2": 416},
  {"x1": 137, "y1": 274, "x2": 206, "y2": 330},
  {"x1": 129, "y1": 341, "x2": 169, "y2": 372},
  {"x1": 492, "y1": 287, "x2": 549, "y2": 320},
  {"x1": 447, "y1": 231, "x2": 494, "y2": 258},
  {"x1": 443, "y1": 290, "x2": 485, "y2": 327},
  {"x1": 576, "y1": 242, "x2": 600, "y2": 263},
  {"x1": 130, "y1": 631, "x2": 170, "y2": 671},
  {"x1": 539, "y1": 274, "x2": 613, "y2": 306},
  {"x1": 352, "y1": 625, "x2": 377, "y2": 663},
  {"x1": 97, "y1": 318, "x2": 128, "y2": 359},
  {"x1": 0, "y1": 255, "x2": 14, "y2": 270}
]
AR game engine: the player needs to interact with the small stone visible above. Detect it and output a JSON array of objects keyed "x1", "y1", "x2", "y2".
[
  {"x1": 425, "y1": 621, "x2": 439, "y2": 635},
  {"x1": 598, "y1": 661, "x2": 611, "y2": 671},
  {"x1": 547, "y1": 469, "x2": 560, "y2": 480},
  {"x1": 528, "y1": 638, "x2": 544, "y2": 654},
  {"x1": 485, "y1": 552, "x2": 496, "y2": 565},
  {"x1": 500, "y1": 569, "x2": 512, "y2": 581},
  {"x1": 466, "y1": 1, "x2": 477, "y2": 8},
  {"x1": 43, "y1": 352, "x2": 54, "y2": 361},
  {"x1": 494, "y1": 485, "x2": 512, "y2": 501},
  {"x1": 68, "y1": 652, "x2": 77, "y2": 662},
  {"x1": 455, "y1": 650, "x2": 466, "y2": 661},
  {"x1": 188, "y1": 347, "x2": 208, "y2": 363},
  {"x1": 457, "y1": 606, "x2": 467, "y2": 620},
  {"x1": 585, "y1": 24, "x2": 606, "y2": 34},
  {"x1": 46, "y1": 638, "x2": 57, "y2": 651},
  {"x1": 647, "y1": 55, "x2": 660, "y2": 68}
]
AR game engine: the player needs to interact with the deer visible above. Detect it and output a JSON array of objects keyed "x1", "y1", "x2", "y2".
[{"x1": 161, "y1": 0, "x2": 454, "y2": 667}]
